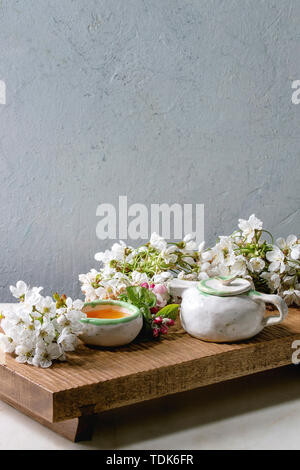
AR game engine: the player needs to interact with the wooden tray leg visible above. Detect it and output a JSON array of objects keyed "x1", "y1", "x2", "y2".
[
  {"x1": 0, "y1": 394, "x2": 96, "y2": 442},
  {"x1": 41, "y1": 414, "x2": 96, "y2": 442}
]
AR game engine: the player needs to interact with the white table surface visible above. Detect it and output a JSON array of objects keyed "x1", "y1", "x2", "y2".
[{"x1": 0, "y1": 305, "x2": 300, "y2": 450}]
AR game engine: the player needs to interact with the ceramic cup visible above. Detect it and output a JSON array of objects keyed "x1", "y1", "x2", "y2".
[{"x1": 80, "y1": 300, "x2": 143, "y2": 347}]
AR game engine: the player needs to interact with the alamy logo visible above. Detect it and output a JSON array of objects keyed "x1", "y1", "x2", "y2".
[
  {"x1": 0, "y1": 80, "x2": 6, "y2": 104},
  {"x1": 291, "y1": 80, "x2": 300, "y2": 104},
  {"x1": 96, "y1": 196, "x2": 204, "y2": 244}
]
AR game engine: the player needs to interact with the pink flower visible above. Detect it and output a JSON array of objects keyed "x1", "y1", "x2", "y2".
[
  {"x1": 152, "y1": 284, "x2": 167, "y2": 295},
  {"x1": 151, "y1": 306, "x2": 159, "y2": 315},
  {"x1": 141, "y1": 282, "x2": 149, "y2": 289},
  {"x1": 149, "y1": 283, "x2": 155, "y2": 289},
  {"x1": 152, "y1": 284, "x2": 169, "y2": 308},
  {"x1": 160, "y1": 325, "x2": 168, "y2": 335},
  {"x1": 153, "y1": 328, "x2": 160, "y2": 338},
  {"x1": 155, "y1": 296, "x2": 167, "y2": 308}
]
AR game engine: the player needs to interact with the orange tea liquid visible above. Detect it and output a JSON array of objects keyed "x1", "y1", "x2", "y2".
[{"x1": 83, "y1": 307, "x2": 130, "y2": 320}]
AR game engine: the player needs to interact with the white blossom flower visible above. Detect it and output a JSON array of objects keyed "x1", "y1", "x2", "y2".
[
  {"x1": 0, "y1": 333, "x2": 16, "y2": 353},
  {"x1": 94, "y1": 241, "x2": 128, "y2": 264},
  {"x1": 23, "y1": 287, "x2": 43, "y2": 309},
  {"x1": 276, "y1": 234, "x2": 297, "y2": 252},
  {"x1": 276, "y1": 235, "x2": 300, "y2": 261},
  {"x1": 81, "y1": 286, "x2": 96, "y2": 302},
  {"x1": 149, "y1": 232, "x2": 167, "y2": 251},
  {"x1": 291, "y1": 244, "x2": 300, "y2": 261},
  {"x1": 200, "y1": 261, "x2": 211, "y2": 272},
  {"x1": 201, "y1": 250, "x2": 214, "y2": 262},
  {"x1": 153, "y1": 271, "x2": 173, "y2": 283},
  {"x1": 110, "y1": 241, "x2": 128, "y2": 260},
  {"x1": 179, "y1": 272, "x2": 198, "y2": 281},
  {"x1": 248, "y1": 257, "x2": 265, "y2": 273},
  {"x1": 36, "y1": 296, "x2": 57, "y2": 317},
  {"x1": 238, "y1": 214, "x2": 263, "y2": 243},
  {"x1": 56, "y1": 302, "x2": 85, "y2": 335},
  {"x1": 104, "y1": 277, "x2": 128, "y2": 296},
  {"x1": 71, "y1": 299, "x2": 84, "y2": 311},
  {"x1": 15, "y1": 342, "x2": 35, "y2": 364},
  {"x1": 131, "y1": 271, "x2": 149, "y2": 285},
  {"x1": 282, "y1": 274, "x2": 297, "y2": 286},
  {"x1": 32, "y1": 343, "x2": 62, "y2": 368},
  {"x1": 266, "y1": 246, "x2": 286, "y2": 273},
  {"x1": 260, "y1": 272, "x2": 281, "y2": 292},
  {"x1": 9, "y1": 280, "x2": 29, "y2": 299},
  {"x1": 57, "y1": 328, "x2": 78, "y2": 352},
  {"x1": 94, "y1": 286, "x2": 106, "y2": 299},
  {"x1": 282, "y1": 287, "x2": 300, "y2": 306},
  {"x1": 0, "y1": 323, "x2": 20, "y2": 345},
  {"x1": 182, "y1": 256, "x2": 196, "y2": 266},
  {"x1": 79, "y1": 269, "x2": 101, "y2": 302},
  {"x1": 198, "y1": 241, "x2": 205, "y2": 253},
  {"x1": 94, "y1": 249, "x2": 110, "y2": 263},
  {"x1": 0, "y1": 309, "x2": 20, "y2": 331},
  {"x1": 217, "y1": 257, "x2": 247, "y2": 278},
  {"x1": 210, "y1": 236, "x2": 236, "y2": 267},
  {"x1": 36, "y1": 317, "x2": 56, "y2": 344},
  {"x1": 161, "y1": 246, "x2": 178, "y2": 264},
  {"x1": 78, "y1": 269, "x2": 99, "y2": 285},
  {"x1": 178, "y1": 270, "x2": 199, "y2": 280},
  {"x1": 182, "y1": 234, "x2": 197, "y2": 252},
  {"x1": 0, "y1": 281, "x2": 85, "y2": 368}
]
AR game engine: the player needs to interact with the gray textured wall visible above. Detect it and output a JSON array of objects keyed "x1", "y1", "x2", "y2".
[{"x1": 0, "y1": 0, "x2": 299, "y2": 301}]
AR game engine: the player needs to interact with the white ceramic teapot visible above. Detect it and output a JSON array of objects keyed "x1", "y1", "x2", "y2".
[{"x1": 169, "y1": 276, "x2": 288, "y2": 342}]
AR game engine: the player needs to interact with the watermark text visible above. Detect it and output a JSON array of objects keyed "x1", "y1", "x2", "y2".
[
  {"x1": 0, "y1": 80, "x2": 6, "y2": 104},
  {"x1": 96, "y1": 196, "x2": 204, "y2": 245}
]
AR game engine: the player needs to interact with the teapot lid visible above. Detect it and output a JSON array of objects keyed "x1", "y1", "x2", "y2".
[{"x1": 198, "y1": 276, "x2": 251, "y2": 297}]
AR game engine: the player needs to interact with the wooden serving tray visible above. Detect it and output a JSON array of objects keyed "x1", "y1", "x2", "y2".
[{"x1": 0, "y1": 307, "x2": 300, "y2": 442}]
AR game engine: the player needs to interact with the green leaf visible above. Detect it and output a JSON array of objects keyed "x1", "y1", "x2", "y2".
[
  {"x1": 157, "y1": 304, "x2": 179, "y2": 320},
  {"x1": 126, "y1": 286, "x2": 157, "y2": 308},
  {"x1": 53, "y1": 293, "x2": 67, "y2": 309},
  {"x1": 53, "y1": 293, "x2": 61, "y2": 302},
  {"x1": 139, "y1": 305, "x2": 152, "y2": 322},
  {"x1": 119, "y1": 293, "x2": 129, "y2": 303}
]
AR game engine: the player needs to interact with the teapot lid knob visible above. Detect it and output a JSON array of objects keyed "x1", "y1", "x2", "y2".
[{"x1": 198, "y1": 276, "x2": 251, "y2": 296}]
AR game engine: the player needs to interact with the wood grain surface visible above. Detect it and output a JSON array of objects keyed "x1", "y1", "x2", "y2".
[{"x1": 0, "y1": 308, "x2": 300, "y2": 424}]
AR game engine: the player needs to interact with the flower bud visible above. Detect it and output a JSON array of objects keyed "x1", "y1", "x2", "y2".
[
  {"x1": 151, "y1": 306, "x2": 159, "y2": 315},
  {"x1": 153, "y1": 328, "x2": 160, "y2": 338},
  {"x1": 153, "y1": 316, "x2": 163, "y2": 325},
  {"x1": 160, "y1": 325, "x2": 168, "y2": 335},
  {"x1": 153, "y1": 284, "x2": 167, "y2": 295},
  {"x1": 140, "y1": 282, "x2": 149, "y2": 289}
]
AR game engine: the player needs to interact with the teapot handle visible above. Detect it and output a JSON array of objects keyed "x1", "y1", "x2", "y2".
[{"x1": 250, "y1": 292, "x2": 288, "y2": 326}]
